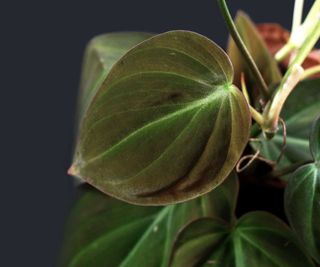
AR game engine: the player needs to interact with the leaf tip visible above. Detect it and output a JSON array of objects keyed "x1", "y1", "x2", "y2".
[{"x1": 67, "y1": 164, "x2": 78, "y2": 176}]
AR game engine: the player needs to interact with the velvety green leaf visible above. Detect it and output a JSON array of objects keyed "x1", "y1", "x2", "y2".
[
  {"x1": 310, "y1": 116, "x2": 320, "y2": 162},
  {"x1": 77, "y1": 32, "x2": 154, "y2": 118},
  {"x1": 59, "y1": 173, "x2": 239, "y2": 267},
  {"x1": 251, "y1": 79, "x2": 320, "y2": 171},
  {"x1": 171, "y1": 212, "x2": 315, "y2": 267},
  {"x1": 227, "y1": 12, "x2": 282, "y2": 98},
  {"x1": 71, "y1": 30, "x2": 250, "y2": 205},
  {"x1": 285, "y1": 163, "x2": 320, "y2": 263},
  {"x1": 205, "y1": 171, "x2": 238, "y2": 223}
]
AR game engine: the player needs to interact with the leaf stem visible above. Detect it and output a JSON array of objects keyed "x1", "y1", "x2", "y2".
[
  {"x1": 241, "y1": 74, "x2": 264, "y2": 125},
  {"x1": 290, "y1": 22, "x2": 320, "y2": 67},
  {"x1": 267, "y1": 160, "x2": 313, "y2": 180},
  {"x1": 302, "y1": 65, "x2": 320, "y2": 80},
  {"x1": 263, "y1": 64, "x2": 304, "y2": 136},
  {"x1": 291, "y1": 0, "x2": 304, "y2": 33},
  {"x1": 276, "y1": 0, "x2": 320, "y2": 61},
  {"x1": 275, "y1": 42, "x2": 295, "y2": 62},
  {"x1": 263, "y1": 21, "x2": 320, "y2": 135},
  {"x1": 217, "y1": 0, "x2": 269, "y2": 100}
]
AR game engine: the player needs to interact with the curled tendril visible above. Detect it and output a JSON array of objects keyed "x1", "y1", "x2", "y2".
[
  {"x1": 236, "y1": 121, "x2": 287, "y2": 174},
  {"x1": 236, "y1": 149, "x2": 275, "y2": 173}
]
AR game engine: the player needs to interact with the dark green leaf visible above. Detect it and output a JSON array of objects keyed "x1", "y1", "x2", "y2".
[
  {"x1": 310, "y1": 116, "x2": 320, "y2": 162},
  {"x1": 251, "y1": 79, "x2": 320, "y2": 171},
  {"x1": 59, "y1": 173, "x2": 239, "y2": 267},
  {"x1": 171, "y1": 212, "x2": 315, "y2": 267},
  {"x1": 285, "y1": 163, "x2": 320, "y2": 263},
  {"x1": 227, "y1": 12, "x2": 282, "y2": 99},
  {"x1": 71, "y1": 30, "x2": 250, "y2": 205},
  {"x1": 77, "y1": 32, "x2": 154, "y2": 118},
  {"x1": 205, "y1": 171, "x2": 238, "y2": 223}
]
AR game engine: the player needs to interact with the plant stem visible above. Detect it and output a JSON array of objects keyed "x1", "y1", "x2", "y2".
[
  {"x1": 302, "y1": 65, "x2": 320, "y2": 80},
  {"x1": 263, "y1": 64, "x2": 304, "y2": 135},
  {"x1": 241, "y1": 74, "x2": 264, "y2": 125},
  {"x1": 303, "y1": 0, "x2": 320, "y2": 34},
  {"x1": 263, "y1": 21, "x2": 320, "y2": 135},
  {"x1": 291, "y1": 0, "x2": 304, "y2": 33},
  {"x1": 217, "y1": 0, "x2": 269, "y2": 100},
  {"x1": 275, "y1": 42, "x2": 295, "y2": 62},
  {"x1": 276, "y1": 0, "x2": 320, "y2": 61},
  {"x1": 274, "y1": 0, "x2": 305, "y2": 62},
  {"x1": 291, "y1": 22, "x2": 320, "y2": 67},
  {"x1": 267, "y1": 160, "x2": 313, "y2": 179}
]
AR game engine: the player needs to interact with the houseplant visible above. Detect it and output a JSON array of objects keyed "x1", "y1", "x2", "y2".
[{"x1": 60, "y1": 0, "x2": 320, "y2": 266}]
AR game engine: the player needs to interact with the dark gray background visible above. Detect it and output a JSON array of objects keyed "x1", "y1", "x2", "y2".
[{"x1": 1, "y1": 0, "x2": 313, "y2": 266}]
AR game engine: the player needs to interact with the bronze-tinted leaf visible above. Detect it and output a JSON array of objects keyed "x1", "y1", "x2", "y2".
[
  {"x1": 227, "y1": 12, "x2": 282, "y2": 101},
  {"x1": 70, "y1": 30, "x2": 250, "y2": 205},
  {"x1": 76, "y1": 32, "x2": 154, "y2": 119}
]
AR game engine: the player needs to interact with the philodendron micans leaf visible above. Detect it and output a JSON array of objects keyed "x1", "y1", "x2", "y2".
[
  {"x1": 251, "y1": 79, "x2": 320, "y2": 171},
  {"x1": 285, "y1": 117, "x2": 320, "y2": 263},
  {"x1": 170, "y1": 212, "x2": 315, "y2": 267},
  {"x1": 227, "y1": 12, "x2": 282, "y2": 97},
  {"x1": 285, "y1": 163, "x2": 320, "y2": 263},
  {"x1": 310, "y1": 116, "x2": 320, "y2": 162},
  {"x1": 70, "y1": 30, "x2": 251, "y2": 205},
  {"x1": 77, "y1": 32, "x2": 154, "y2": 119},
  {"x1": 59, "y1": 173, "x2": 239, "y2": 267}
]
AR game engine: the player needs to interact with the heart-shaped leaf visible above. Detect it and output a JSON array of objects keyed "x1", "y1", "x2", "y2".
[
  {"x1": 227, "y1": 12, "x2": 282, "y2": 99},
  {"x1": 70, "y1": 30, "x2": 250, "y2": 205},
  {"x1": 76, "y1": 32, "x2": 154, "y2": 119},
  {"x1": 285, "y1": 118, "x2": 320, "y2": 263},
  {"x1": 285, "y1": 163, "x2": 320, "y2": 263},
  {"x1": 251, "y1": 79, "x2": 320, "y2": 171},
  {"x1": 59, "y1": 173, "x2": 239, "y2": 267},
  {"x1": 170, "y1": 212, "x2": 315, "y2": 267}
]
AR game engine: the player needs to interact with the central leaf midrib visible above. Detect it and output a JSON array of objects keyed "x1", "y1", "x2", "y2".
[
  {"x1": 68, "y1": 213, "x2": 157, "y2": 267},
  {"x1": 237, "y1": 232, "x2": 283, "y2": 267},
  {"x1": 82, "y1": 90, "x2": 227, "y2": 167},
  {"x1": 307, "y1": 169, "x2": 318, "y2": 253},
  {"x1": 118, "y1": 207, "x2": 171, "y2": 267}
]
